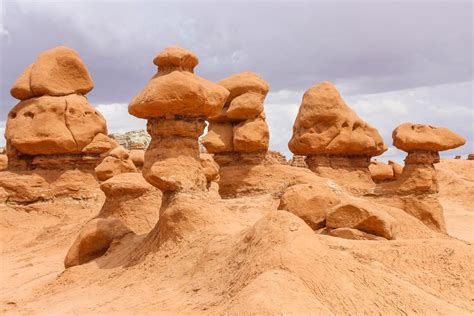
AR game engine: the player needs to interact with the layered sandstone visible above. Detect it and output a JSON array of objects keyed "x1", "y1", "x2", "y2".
[{"x1": 288, "y1": 82, "x2": 386, "y2": 193}]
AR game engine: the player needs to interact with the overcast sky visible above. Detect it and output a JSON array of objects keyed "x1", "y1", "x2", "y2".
[{"x1": 1, "y1": 0, "x2": 472, "y2": 161}]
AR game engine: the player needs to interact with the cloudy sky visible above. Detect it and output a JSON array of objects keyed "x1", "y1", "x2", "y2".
[{"x1": 1, "y1": 0, "x2": 472, "y2": 162}]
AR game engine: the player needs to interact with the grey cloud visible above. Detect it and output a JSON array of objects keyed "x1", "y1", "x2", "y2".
[{"x1": 1, "y1": 0, "x2": 472, "y2": 116}]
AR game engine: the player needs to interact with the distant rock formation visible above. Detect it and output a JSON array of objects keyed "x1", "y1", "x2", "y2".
[
  {"x1": 289, "y1": 155, "x2": 308, "y2": 168},
  {"x1": 109, "y1": 129, "x2": 151, "y2": 150}
]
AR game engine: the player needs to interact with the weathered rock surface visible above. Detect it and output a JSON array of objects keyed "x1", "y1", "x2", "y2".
[
  {"x1": 392, "y1": 123, "x2": 465, "y2": 152},
  {"x1": 109, "y1": 129, "x2": 151, "y2": 150},
  {"x1": 369, "y1": 161, "x2": 394, "y2": 182},
  {"x1": 129, "y1": 149, "x2": 145, "y2": 168},
  {"x1": 233, "y1": 118, "x2": 269, "y2": 152},
  {"x1": 327, "y1": 202, "x2": 396, "y2": 239},
  {"x1": 322, "y1": 227, "x2": 387, "y2": 241},
  {"x1": 11, "y1": 47, "x2": 93, "y2": 99},
  {"x1": 64, "y1": 218, "x2": 132, "y2": 268},
  {"x1": 278, "y1": 183, "x2": 342, "y2": 230},
  {"x1": 200, "y1": 153, "x2": 220, "y2": 183},
  {"x1": 289, "y1": 81, "x2": 386, "y2": 156},
  {"x1": 97, "y1": 173, "x2": 161, "y2": 234},
  {"x1": 388, "y1": 160, "x2": 403, "y2": 179},
  {"x1": 202, "y1": 122, "x2": 234, "y2": 153}
]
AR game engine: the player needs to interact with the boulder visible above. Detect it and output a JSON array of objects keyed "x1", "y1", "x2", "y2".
[
  {"x1": 233, "y1": 118, "x2": 269, "y2": 152},
  {"x1": 226, "y1": 92, "x2": 265, "y2": 120},
  {"x1": 289, "y1": 81, "x2": 386, "y2": 156},
  {"x1": 326, "y1": 202, "x2": 396, "y2": 239},
  {"x1": 29, "y1": 46, "x2": 94, "y2": 97},
  {"x1": 6, "y1": 95, "x2": 106, "y2": 155},
  {"x1": 369, "y1": 161, "x2": 394, "y2": 182},
  {"x1": 64, "y1": 218, "x2": 132, "y2": 268},
  {"x1": 392, "y1": 123, "x2": 465, "y2": 152},
  {"x1": 218, "y1": 71, "x2": 269, "y2": 100},
  {"x1": 278, "y1": 183, "x2": 342, "y2": 230},
  {"x1": 201, "y1": 122, "x2": 234, "y2": 153}
]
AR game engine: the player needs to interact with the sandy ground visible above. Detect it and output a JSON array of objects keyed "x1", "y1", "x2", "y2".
[{"x1": 0, "y1": 159, "x2": 473, "y2": 315}]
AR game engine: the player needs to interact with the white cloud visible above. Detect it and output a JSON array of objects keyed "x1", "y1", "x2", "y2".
[
  {"x1": 95, "y1": 103, "x2": 146, "y2": 134},
  {"x1": 0, "y1": 120, "x2": 5, "y2": 147}
]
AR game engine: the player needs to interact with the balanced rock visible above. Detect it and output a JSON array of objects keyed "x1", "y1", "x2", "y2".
[
  {"x1": 11, "y1": 46, "x2": 93, "y2": 99},
  {"x1": 386, "y1": 123, "x2": 465, "y2": 195},
  {"x1": 6, "y1": 46, "x2": 108, "y2": 170},
  {"x1": 129, "y1": 46, "x2": 228, "y2": 193},
  {"x1": 393, "y1": 123, "x2": 465, "y2": 152},
  {"x1": 289, "y1": 82, "x2": 386, "y2": 193}
]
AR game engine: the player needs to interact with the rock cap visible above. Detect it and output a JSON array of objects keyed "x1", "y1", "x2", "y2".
[
  {"x1": 153, "y1": 46, "x2": 199, "y2": 71},
  {"x1": 392, "y1": 123, "x2": 465, "y2": 152}
]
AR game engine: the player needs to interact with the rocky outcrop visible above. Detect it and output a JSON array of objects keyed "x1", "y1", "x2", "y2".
[
  {"x1": 5, "y1": 46, "x2": 113, "y2": 170},
  {"x1": 388, "y1": 160, "x2": 403, "y2": 179},
  {"x1": 129, "y1": 46, "x2": 229, "y2": 193},
  {"x1": 467, "y1": 153, "x2": 473, "y2": 160},
  {"x1": 288, "y1": 82, "x2": 386, "y2": 194},
  {"x1": 96, "y1": 173, "x2": 161, "y2": 234}
]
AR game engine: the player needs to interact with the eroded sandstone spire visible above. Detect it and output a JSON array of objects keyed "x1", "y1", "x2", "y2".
[{"x1": 128, "y1": 46, "x2": 229, "y2": 193}]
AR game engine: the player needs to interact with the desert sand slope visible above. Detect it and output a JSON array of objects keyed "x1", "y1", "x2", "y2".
[
  {"x1": 436, "y1": 159, "x2": 474, "y2": 242},
  {"x1": 1, "y1": 189, "x2": 473, "y2": 315}
]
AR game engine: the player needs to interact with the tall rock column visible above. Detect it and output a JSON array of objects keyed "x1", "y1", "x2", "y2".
[
  {"x1": 288, "y1": 81, "x2": 386, "y2": 193},
  {"x1": 128, "y1": 46, "x2": 229, "y2": 194}
]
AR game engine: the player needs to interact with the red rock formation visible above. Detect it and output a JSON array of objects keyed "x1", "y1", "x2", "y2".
[
  {"x1": 289, "y1": 82, "x2": 386, "y2": 193},
  {"x1": 6, "y1": 46, "x2": 113, "y2": 170},
  {"x1": 128, "y1": 47, "x2": 228, "y2": 193}
]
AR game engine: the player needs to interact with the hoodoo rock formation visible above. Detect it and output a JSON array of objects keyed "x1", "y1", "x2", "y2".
[
  {"x1": 129, "y1": 46, "x2": 229, "y2": 193},
  {"x1": 372, "y1": 123, "x2": 466, "y2": 233},
  {"x1": 289, "y1": 81, "x2": 386, "y2": 193},
  {"x1": 202, "y1": 71, "x2": 270, "y2": 160},
  {"x1": 6, "y1": 46, "x2": 112, "y2": 170}
]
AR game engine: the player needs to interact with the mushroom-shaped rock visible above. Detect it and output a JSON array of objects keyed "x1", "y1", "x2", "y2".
[
  {"x1": 64, "y1": 218, "x2": 132, "y2": 268},
  {"x1": 128, "y1": 47, "x2": 228, "y2": 119},
  {"x1": 97, "y1": 173, "x2": 161, "y2": 234},
  {"x1": 129, "y1": 46, "x2": 228, "y2": 193},
  {"x1": 392, "y1": 123, "x2": 465, "y2": 152},
  {"x1": 288, "y1": 82, "x2": 386, "y2": 194},
  {"x1": 289, "y1": 82, "x2": 386, "y2": 156}
]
